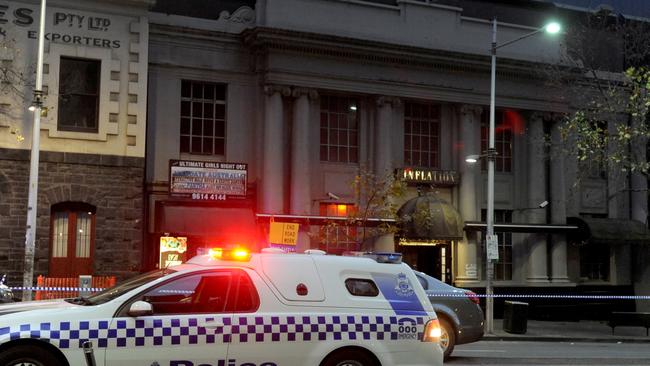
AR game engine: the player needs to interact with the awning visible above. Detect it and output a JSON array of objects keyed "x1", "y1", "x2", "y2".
[
  {"x1": 397, "y1": 195, "x2": 464, "y2": 241},
  {"x1": 464, "y1": 221, "x2": 579, "y2": 233},
  {"x1": 156, "y1": 202, "x2": 260, "y2": 244},
  {"x1": 255, "y1": 213, "x2": 396, "y2": 227},
  {"x1": 567, "y1": 217, "x2": 650, "y2": 245}
]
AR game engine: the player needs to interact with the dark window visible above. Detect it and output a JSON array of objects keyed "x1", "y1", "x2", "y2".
[
  {"x1": 415, "y1": 274, "x2": 428, "y2": 290},
  {"x1": 58, "y1": 57, "x2": 100, "y2": 132},
  {"x1": 580, "y1": 245, "x2": 610, "y2": 281},
  {"x1": 481, "y1": 109, "x2": 514, "y2": 172},
  {"x1": 141, "y1": 271, "x2": 232, "y2": 314},
  {"x1": 320, "y1": 95, "x2": 359, "y2": 163},
  {"x1": 578, "y1": 121, "x2": 607, "y2": 179},
  {"x1": 579, "y1": 214, "x2": 610, "y2": 281},
  {"x1": 150, "y1": 0, "x2": 255, "y2": 21},
  {"x1": 481, "y1": 209, "x2": 513, "y2": 281},
  {"x1": 229, "y1": 271, "x2": 260, "y2": 312},
  {"x1": 404, "y1": 102, "x2": 440, "y2": 168},
  {"x1": 49, "y1": 202, "x2": 96, "y2": 277},
  {"x1": 180, "y1": 80, "x2": 226, "y2": 156},
  {"x1": 345, "y1": 279, "x2": 379, "y2": 297}
]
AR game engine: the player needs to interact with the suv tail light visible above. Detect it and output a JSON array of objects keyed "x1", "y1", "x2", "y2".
[
  {"x1": 465, "y1": 291, "x2": 480, "y2": 305},
  {"x1": 422, "y1": 319, "x2": 441, "y2": 343}
]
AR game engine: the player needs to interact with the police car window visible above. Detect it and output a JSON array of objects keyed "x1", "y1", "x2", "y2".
[
  {"x1": 345, "y1": 278, "x2": 379, "y2": 297},
  {"x1": 228, "y1": 271, "x2": 260, "y2": 312},
  {"x1": 141, "y1": 272, "x2": 232, "y2": 314},
  {"x1": 416, "y1": 274, "x2": 429, "y2": 290},
  {"x1": 84, "y1": 269, "x2": 175, "y2": 305}
]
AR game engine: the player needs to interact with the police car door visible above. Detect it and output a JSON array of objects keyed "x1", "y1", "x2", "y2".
[{"x1": 105, "y1": 269, "x2": 235, "y2": 365}]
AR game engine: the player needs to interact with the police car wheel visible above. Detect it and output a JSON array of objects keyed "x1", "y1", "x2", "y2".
[
  {"x1": 0, "y1": 345, "x2": 63, "y2": 366},
  {"x1": 439, "y1": 317, "x2": 456, "y2": 360},
  {"x1": 323, "y1": 349, "x2": 378, "y2": 366}
]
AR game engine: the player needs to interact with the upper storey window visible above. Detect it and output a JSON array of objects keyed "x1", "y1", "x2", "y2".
[
  {"x1": 320, "y1": 95, "x2": 359, "y2": 164},
  {"x1": 481, "y1": 109, "x2": 515, "y2": 173},
  {"x1": 58, "y1": 57, "x2": 100, "y2": 133},
  {"x1": 404, "y1": 102, "x2": 440, "y2": 168},
  {"x1": 180, "y1": 81, "x2": 226, "y2": 156}
]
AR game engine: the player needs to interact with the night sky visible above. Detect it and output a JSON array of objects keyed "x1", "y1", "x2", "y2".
[{"x1": 541, "y1": 0, "x2": 650, "y2": 18}]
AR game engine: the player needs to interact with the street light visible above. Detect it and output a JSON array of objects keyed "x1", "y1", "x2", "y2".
[
  {"x1": 476, "y1": 18, "x2": 561, "y2": 334},
  {"x1": 22, "y1": 0, "x2": 47, "y2": 301}
]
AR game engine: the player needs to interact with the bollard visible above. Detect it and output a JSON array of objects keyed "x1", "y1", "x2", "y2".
[{"x1": 82, "y1": 341, "x2": 97, "y2": 366}]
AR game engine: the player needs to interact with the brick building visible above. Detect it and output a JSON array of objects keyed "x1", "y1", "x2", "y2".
[{"x1": 0, "y1": 0, "x2": 150, "y2": 285}]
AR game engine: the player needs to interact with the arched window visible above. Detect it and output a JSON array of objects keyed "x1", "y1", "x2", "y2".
[{"x1": 49, "y1": 202, "x2": 96, "y2": 277}]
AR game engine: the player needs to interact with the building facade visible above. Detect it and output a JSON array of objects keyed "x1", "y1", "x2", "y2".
[
  {"x1": 145, "y1": 0, "x2": 650, "y2": 315},
  {"x1": 0, "y1": 0, "x2": 150, "y2": 284}
]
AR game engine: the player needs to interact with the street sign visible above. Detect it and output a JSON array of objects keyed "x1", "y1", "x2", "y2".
[
  {"x1": 269, "y1": 222, "x2": 299, "y2": 245},
  {"x1": 486, "y1": 234, "x2": 499, "y2": 261}
]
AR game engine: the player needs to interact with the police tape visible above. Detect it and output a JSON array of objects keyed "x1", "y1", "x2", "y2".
[
  {"x1": 6, "y1": 286, "x2": 650, "y2": 300},
  {"x1": 8, "y1": 286, "x2": 108, "y2": 292},
  {"x1": 7, "y1": 287, "x2": 193, "y2": 295},
  {"x1": 426, "y1": 293, "x2": 650, "y2": 300}
]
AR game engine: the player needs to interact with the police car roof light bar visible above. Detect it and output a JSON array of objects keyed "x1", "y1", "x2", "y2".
[
  {"x1": 209, "y1": 248, "x2": 252, "y2": 261},
  {"x1": 342, "y1": 251, "x2": 402, "y2": 264}
]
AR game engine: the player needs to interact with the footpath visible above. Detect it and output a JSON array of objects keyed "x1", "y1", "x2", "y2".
[{"x1": 484, "y1": 319, "x2": 650, "y2": 343}]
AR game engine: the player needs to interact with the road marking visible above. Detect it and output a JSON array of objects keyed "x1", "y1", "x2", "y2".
[{"x1": 457, "y1": 350, "x2": 507, "y2": 353}]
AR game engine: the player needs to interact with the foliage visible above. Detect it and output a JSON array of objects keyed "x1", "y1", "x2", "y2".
[
  {"x1": 0, "y1": 33, "x2": 35, "y2": 143},
  {"x1": 317, "y1": 168, "x2": 407, "y2": 250},
  {"x1": 550, "y1": 10, "x2": 650, "y2": 181},
  {"x1": 558, "y1": 67, "x2": 650, "y2": 178}
]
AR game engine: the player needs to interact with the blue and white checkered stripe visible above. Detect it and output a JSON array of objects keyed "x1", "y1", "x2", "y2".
[{"x1": 0, "y1": 315, "x2": 427, "y2": 349}]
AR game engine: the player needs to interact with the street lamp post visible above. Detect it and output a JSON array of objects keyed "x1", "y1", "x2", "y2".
[
  {"x1": 22, "y1": 0, "x2": 47, "y2": 301},
  {"x1": 482, "y1": 18, "x2": 561, "y2": 334}
]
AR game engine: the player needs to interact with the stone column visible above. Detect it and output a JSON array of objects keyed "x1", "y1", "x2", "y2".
[
  {"x1": 375, "y1": 96, "x2": 400, "y2": 177},
  {"x1": 290, "y1": 88, "x2": 317, "y2": 215},
  {"x1": 630, "y1": 111, "x2": 648, "y2": 311},
  {"x1": 291, "y1": 88, "x2": 318, "y2": 251},
  {"x1": 630, "y1": 114, "x2": 648, "y2": 223},
  {"x1": 550, "y1": 119, "x2": 570, "y2": 283},
  {"x1": 456, "y1": 105, "x2": 482, "y2": 284},
  {"x1": 262, "y1": 85, "x2": 290, "y2": 214},
  {"x1": 526, "y1": 112, "x2": 549, "y2": 283}
]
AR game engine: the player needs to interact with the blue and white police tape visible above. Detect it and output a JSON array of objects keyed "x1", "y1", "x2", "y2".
[
  {"x1": 7, "y1": 286, "x2": 650, "y2": 300},
  {"x1": 8, "y1": 286, "x2": 108, "y2": 292},
  {"x1": 8, "y1": 287, "x2": 194, "y2": 295},
  {"x1": 425, "y1": 292, "x2": 650, "y2": 300}
]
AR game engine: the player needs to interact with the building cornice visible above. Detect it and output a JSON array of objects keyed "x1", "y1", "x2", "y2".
[{"x1": 242, "y1": 27, "x2": 574, "y2": 82}]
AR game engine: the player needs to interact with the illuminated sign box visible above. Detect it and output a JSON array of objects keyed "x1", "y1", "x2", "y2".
[{"x1": 169, "y1": 160, "x2": 247, "y2": 201}]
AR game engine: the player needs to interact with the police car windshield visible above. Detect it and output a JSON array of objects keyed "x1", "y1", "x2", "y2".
[{"x1": 80, "y1": 268, "x2": 176, "y2": 305}]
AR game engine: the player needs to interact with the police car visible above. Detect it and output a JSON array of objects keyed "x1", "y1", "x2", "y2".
[{"x1": 0, "y1": 248, "x2": 443, "y2": 366}]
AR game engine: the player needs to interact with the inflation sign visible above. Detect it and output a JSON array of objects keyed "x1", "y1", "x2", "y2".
[{"x1": 169, "y1": 160, "x2": 247, "y2": 200}]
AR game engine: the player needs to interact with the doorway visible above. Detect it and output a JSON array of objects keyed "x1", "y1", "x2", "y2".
[{"x1": 399, "y1": 243, "x2": 452, "y2": 283}]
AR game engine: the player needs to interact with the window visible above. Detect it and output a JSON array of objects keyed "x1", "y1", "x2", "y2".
[
  {"x1": 481, "y1": 209, "x2": 513, "y2": 281},
  {"x1": 58, "y1": 57, "x2": 100, "y2": 132},
  {"x1": 320, "y1": 95, "x2": 359, "y2": 163},
  {"x1": 49, "y1": 202, "x2": 96, "y2": 277},
  {"x1": 580, "y1": 245, "x2": 610, "y2": 281},
  {"x1": 481, "y1": 109, "x2": 514, "y2": 172},
  {"x1": 136, "y1": 269, "x2": 259, "y2": 315},
  {"x1": 345, "y1": 278, "x2": 379, "y2": 297},
  {"x1": 415, "y1": 274, "x2": 429, "y2": 290},
  {"x1": 180, "y1": 80, "x2": 226, "y2": 155},
  {"x1": 404, "y1": 102, "x2": 440, "y2": 168},
  {"x1": 578, "y1": 121, "x2": 607, "y2": 179},
  {"x1": 141, "y1": 271, "x2": 232, "y2": 314},
  {"x1": 319, "y1": 203, "x2": 358, "y2": 255}
]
